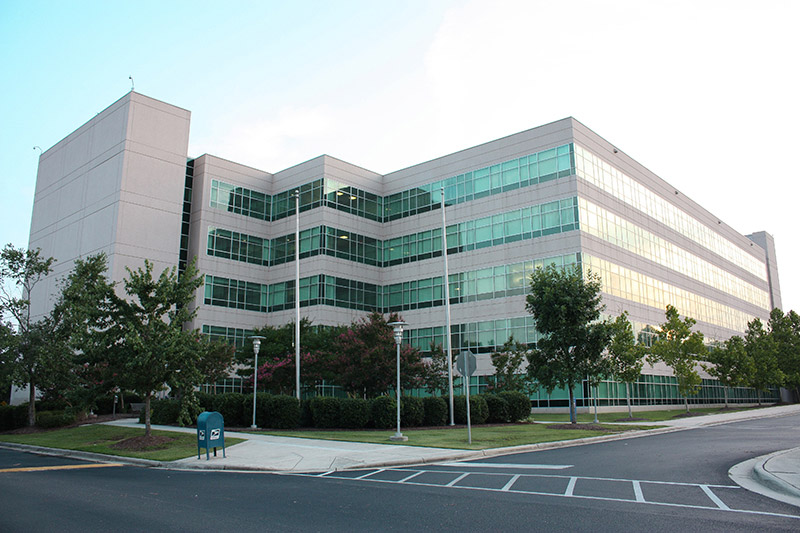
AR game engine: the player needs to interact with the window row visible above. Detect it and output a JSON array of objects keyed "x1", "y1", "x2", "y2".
[{"x1": 574, "y1": 145, "x2": 767, "y2": 281}]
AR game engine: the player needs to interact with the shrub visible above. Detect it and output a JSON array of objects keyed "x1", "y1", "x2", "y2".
[
  {"x1": 94, "y1": 395, "x2": 118, "y2": 415},
  {"x1": 145, "y1": 399, "x2": 181, "y2": 425},
  {"x1": 499, "y1": 391, "x2": 531, "y2": 422},
  {"x1": 300, "y1": 398, "x2": 313, "y2": 427},
  {"x1": 338, "y1": 398, "x2": 370, "y2": 429},
  {"x1": 37, "y1": 398, "x2": 69, "y2": 412},
  {"x1": 265, "y1": 395, "x2": 300, "y2": 429},
  {"x1": 310, "y1": 396, "x2": 341, "y2": 428},
  {"x1": 212, "y1": 393, "x2": 246, "y2": 427},
  {"x1": 196, "y1": 392, "x2": 215, "y2": 413},
  {"x1": 400, "y1": 396, "x2": 424, "y2": 427},
  {"x1": 0, "y1": 404, "x2": 29, "y2": 431},
  {"x1": 36, "y1": 410, "x2": 76, "y2": 429},
  {"x1": 451, "y1": 395, "x2": 488, "y2": 425},
  {"x1": 422, "y1": 396, "x2": 448, "y2": 426},
  {"x1": 370, "y1": 396, "x2": 396, "y2": 429},
  {"x1": 483, "y1": 394, "x2": 510, "y2": 423}
]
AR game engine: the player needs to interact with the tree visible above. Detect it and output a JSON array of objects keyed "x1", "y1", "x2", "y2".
[
  {"x1": 325, "y1": 312, "x2": 427, "y2": 398},
  {"x1": 704, "y1": 336, "x2": 753, "y2": 408},
  {"x1": 608, "y1": 312, "x2": 645, "y2": 418},
  {"x1": 744, "y1": 317, "x2": 783, "y2": 405},
  {"x1": 0, "y1": 244, "x2": 57, "y2": 425},
  {"x1": 649, "y1": 305, "x2": 707, "y2": 413},
  {"x1": 419, "y1": 343, "x2": 450, "y2": 395},
  {"x1": 525, "y1": 265, "x2": 612, "y2": 424},
  {"x1": 768, "y1": 308, "x2": 800, "y2": 401},
  {"x1": 489, "y1": 337, "x2": 530, "y2": 393},
  {"x1": 113, "y1": 259, "x2": 204, "y2": 436}
]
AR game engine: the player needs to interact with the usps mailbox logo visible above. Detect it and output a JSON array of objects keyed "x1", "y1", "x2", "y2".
[
  {"x1": 211, "y1": 428, "x2": 220, "y2": 440},
  {"x1": 199, "y1": 430, "x2": 205, "y2": 440}
]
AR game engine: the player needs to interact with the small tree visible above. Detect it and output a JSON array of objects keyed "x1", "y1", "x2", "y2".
[
  {"x1": 525, "y1": 265, "x2": 612, "y2": 424},
  {"x1": 489, "y1": 337, "x2": 530, "y2": 393},
  {"x1": 419, "y1": 343, "x2": 449, "y2": 395},
  {"x1": 608, "y1": 312, "x2": 645, "y2": 418},
  {"x1": 744, "y1": 317, "x2": 783, "y2": 405},
  {"x1": 0, "y1": 245, "x2": 57, "y2": 426},
  {"x1": 768, "y1": 308, "x2": 800, "y2": 401},
  {"x1": 704, "y1": 336, "x2": 753, "y2": 408},
  {"x1": 649, "y1": 305, "x2": 707, "y2": 413}
]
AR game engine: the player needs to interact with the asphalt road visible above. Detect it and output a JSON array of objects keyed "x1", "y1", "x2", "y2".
[{"x1": 2, "y1": 414, "x2": 800, "y2": 532}]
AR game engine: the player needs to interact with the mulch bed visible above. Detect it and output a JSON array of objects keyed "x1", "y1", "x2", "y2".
[
  {"x1": 672, "y1": 412, "x2": 705, "y2": 419},
  {"x1": 110, "y1": 435, "x2": 176, "y2": 451},
  {"x1": 613, "y1": 417, "x2": 650, "y2": 422},
  {"x1": 546, "y1": 423, "x2": 612, "y2": 431}
]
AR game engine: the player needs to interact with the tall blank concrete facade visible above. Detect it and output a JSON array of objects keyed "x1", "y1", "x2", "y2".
[{"x1": 26, "y1": 92, "x2": 782, "y2": 402}]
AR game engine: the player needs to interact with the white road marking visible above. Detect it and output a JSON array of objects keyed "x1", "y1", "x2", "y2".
[
  {"x1": 501, "y1": 474, "x2": 521, "y2": 492},
  {"x1": 632, "y1": 480, "x2": 645, "y2": 502},
  {"x1": 565, "y1": 477, "x2": 577, "y2": 496},
  {"x1": 700, "y1": 484, "x2": 730, "y2": 510},
  {"x1": 355, "y1": 469, "x2": 383, "y2": 480},
  {"x1": 439, "y1": 462, "x2": 573, "y2": 470},
  {"x1": 446, "y1": 472, "x2": 470, "y2": 487}
]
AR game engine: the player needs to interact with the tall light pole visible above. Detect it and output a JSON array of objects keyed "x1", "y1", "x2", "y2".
[
  {"x1": 388, "y1": 321, "x2": 408, "y2": 442},
  {"x1": 249, "y1": 336, "x2": 265, "y2": 429},
  {"x1": 294, "y1": 189, "x2": 301, "y2": 400},
  {"x1": 440, "y1": 186, "x2": 455, "y2": 425}
]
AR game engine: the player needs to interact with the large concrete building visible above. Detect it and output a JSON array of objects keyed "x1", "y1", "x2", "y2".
[{"x1": 26, "y1": 91, "x2": 781, "y2": 406}]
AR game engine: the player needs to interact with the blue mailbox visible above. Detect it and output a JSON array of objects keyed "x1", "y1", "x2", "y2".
[{"x1": 197, "y1": 411, "x2": 225, "y2": 460}]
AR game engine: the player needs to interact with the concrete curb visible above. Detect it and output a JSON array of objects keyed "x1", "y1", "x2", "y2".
[
  {"x1": 0, "y1": 441, "x2": 163, "y2": 468},
  {"x1": 729, "y1": 448, "x2": 800, "y2": 509}
]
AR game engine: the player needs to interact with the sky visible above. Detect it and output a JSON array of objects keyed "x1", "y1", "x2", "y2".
[{"x1": 1, "y1": 0, "x2": 798, "y2": 315}]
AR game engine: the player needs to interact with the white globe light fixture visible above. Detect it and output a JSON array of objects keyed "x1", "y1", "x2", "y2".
[
  {"x1": 249, "y1": 336, "x2": 266, "y2": 429},
  {"x1": 387, "y1": 321, "x2": 408, "y2": 442}
]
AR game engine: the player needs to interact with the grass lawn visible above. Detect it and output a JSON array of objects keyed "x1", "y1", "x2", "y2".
[
  {"x1": 257, "y1": 422, "x2": 659, "y2": 450},
  {"x1": 534, "y1": 405, "x2": 764, "y2": 423},
  {"x1": 0, "y1": 425, "x2": 244, "y2": 462}
]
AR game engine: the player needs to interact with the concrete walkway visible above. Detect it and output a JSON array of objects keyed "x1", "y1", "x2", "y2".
[{"x1": 3, "y1": 404, "x2": 800, "y2": 508}]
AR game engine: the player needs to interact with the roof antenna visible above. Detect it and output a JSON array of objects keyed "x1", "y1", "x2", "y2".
[
  {"x1": 33, "y1": 146, "x2": 42, "y2": 155},
  {"x1": 129, "y1": 76, "x2": 134, "y2": 92}
]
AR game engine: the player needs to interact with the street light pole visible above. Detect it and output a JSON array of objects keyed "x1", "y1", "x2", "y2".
[
  {"x1": 294, "y1": 190, "x2": 301, "y2": 401},
  {"x1": 249, "y1": 336, "x2": 265, "y2": 429},
  {"x1": 440, "y1": 186, "x2": 455, "y2": 426},
  {"x1": 388, "y1": 321, "x2": 408, "y2": 442}
]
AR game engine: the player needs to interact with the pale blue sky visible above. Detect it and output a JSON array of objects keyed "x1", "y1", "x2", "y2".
[{"x1": 2, "y1": 0, "x2": 798, "y2": 313}]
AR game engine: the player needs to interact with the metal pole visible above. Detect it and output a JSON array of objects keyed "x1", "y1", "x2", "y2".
[
  {"x1": 396, "y1": 341, "x2": 401, "y2": 435},
  {"x1": 388, "y1": 321, "x2": 408, "y2": 442},
  {"x1": 295, "y1": 190, "x2": 301, "y2": 401},
  {"x1": 441, "y1": 186, "x2": 455, "y2": 426},
  {"x1": 250, "y1": 336, "x2": 264, "y2": 429},
  {"x1": 465, "y1": 353, "x2": 472, "y2": 444}
]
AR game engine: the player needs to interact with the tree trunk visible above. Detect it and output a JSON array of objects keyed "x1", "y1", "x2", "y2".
[
  {"x1": 685, "y1": 396, "x2": 689, "y2": 413},
  {"x1": 28, "y1": 381, "x2": 36, "y2": 427},
  {"x1": 723, "y1": 387, "x2": 729, "y2": 409},
  {"x1": 569, "y1": 387, "x2": 577, "y2": 424},
  {"x1": 145, "y1": 392, "x2": 152, "y2": 437},
  {"x1": 757, "y1": 390, "x2": 761, "y2": 406},
  {"x1": 626, "y1": 382, "x2": 632, "y2": 419}
]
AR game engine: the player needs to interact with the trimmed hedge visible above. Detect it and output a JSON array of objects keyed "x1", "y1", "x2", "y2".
[
  {"x1": 483, "y1": 394, "x2": 510, "y2": 423},
  {"x1": 338, "y1": 398, "x2": 370, "y2": 429},
  {"x1": 422, "y1": 396, "x2": 448, "y2": 426},
  {"x1": 244, "y1": 393, "x2": 301, "y2": 429},
  {"x1": 309, "y1": 396, "x2": 340, "y2": 428},
  {"x1": 0, "y1": 404, "x2": 29, "y2": 431},
  {"x1": 146, "y1": 399, "x2": 181, "y2": 425},
  {"x1": 451, "y1": 395, "x2": 489, "y2": 425},
  {"x1": 212, "y1": 393, "x2": 246, "y2": 427},
  {"x1": 370, "y1": 396, "x2": 396, "y2": 429},
  {"x1": 400, "y1": 396, "x2": 424, "y2": 428},
  {"x1": 499, "y1": 391, "x2": 532, "y2": 422},
  {"x1": 36, "y1": 410, "x2": 76, "y2": 429}
]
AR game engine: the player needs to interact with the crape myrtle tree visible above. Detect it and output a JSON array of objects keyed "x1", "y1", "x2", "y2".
[
  {"x1": 420, "y1": 343, "x2": 450, "y2": 395},
  {"x1": 0, "y1": 244, "x2": 57, "y2": 426},
  {"x1": 704, "y1": 335, "x2": 753, "y2": 408},
  {"x1": 608, "y1": 312, "x2": 646, "y2": 419},
  {"x1": 648, "y1": 305, "x2": 707, "y2": 413},
  {"x1": 525, "y1": 265, "x2": 612, "y2": 424},
  {"x1": 325, "y1": 312, "x2": 429, "y2": 398}
]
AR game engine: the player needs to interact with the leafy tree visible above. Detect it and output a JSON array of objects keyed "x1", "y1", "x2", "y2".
[
  {"x1": 193, "y1": 333, "x2": 235, "y2": 393},
  {"x1": 704, "y1": 336, "x2": 753, "y2": 408},
  {"x1": 489, "y1": 336, "x2": 530, "y2": 393},
  {"x1": 525, "y1": 265, "x2": 612, "y2": 424},
  {"x1": 419, "y1": 343, "x2": 450, "y2": 395},
  {"x1": 0, "y1": 245, "x2": 57, "y2": 425},
  {"x1": 608, "y1": 312, "x2": 645, "y2": 418},
  {"x1": 325, "y1": 312, "x2": 427, "y2": 398},
  {"x1": 768, "y1": 308, "x2": 800, "y2": 400},
  {"x1": 744, "y1": 317, "x2": 783, "y2": 405},
  {"x1": 113, "y1": 259, "x2": 204, "y2": 436},
  {"x1": 649, "y1": 305, "x2": 707, "y2": 413}
]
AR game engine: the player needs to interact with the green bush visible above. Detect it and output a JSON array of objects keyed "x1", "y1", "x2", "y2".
[
  {"x1": 265, "y1": 395, "x2": 300, "y2": 429},
  {"x1": 422, "y1": 396, "x2": 448, "y2": 426},
  {"x1": 36, "y1": 410, "x2": 76, "y2": 429},
  {"x1": 451, "y1": 395, "x2": 488, "y2": 425},
  {"x1": 212, "y1": 392, "x2": 246, "y2": 427},
  {"x1": 370, "y1": 396, "x2": 396, "y2": 429},
  {"x1": 0, "y1": 404, "x2": 29, "y2": 431},
  {"x1": 499, "y1": 391, "x2": 531, "y2": 422},
  {"x1": 144, "y1": 399, "x2": 181, "y2": 425},
  {"x1": 482, "y1": 394, "x2": 511, "y2": 423},
  {"x1": 400, "y1": 396, "x2": 424, "y2": 427},
  {"x1": 338, "y1": 398, "x2": 370, "y2": 429},
  {"x1": 310, "y1": 396, "x2": 341, "y2": 428},
  {"x1": 300, "y1": 398, "x2": 313, "y2": 427},
  {"x1": 37, "y1": 398, "x2": 69, "y2": 412},
  {"x1": 196, "y1": 392, "x2": 215, "y2": 413}
]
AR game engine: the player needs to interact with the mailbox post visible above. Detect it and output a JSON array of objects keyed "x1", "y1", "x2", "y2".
[{"x1": 197, "y1": 411, "x2": 226, "y2": 460}]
